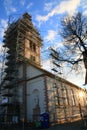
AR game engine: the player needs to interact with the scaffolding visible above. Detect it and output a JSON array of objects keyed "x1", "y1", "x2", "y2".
[
  {"x1": 48, "y1": 47, "x2": 87, "y2": 124},
  {"x1": 0, "y1": 13, "x2": 42, "y2": 123},
  {"x1": 48, "y1": 47, "x2": 67, "y2": 123}
]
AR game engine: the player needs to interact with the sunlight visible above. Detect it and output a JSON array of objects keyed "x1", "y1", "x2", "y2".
[{"x1": 79, "y1": 91, "x2": 84, "y2": 97}]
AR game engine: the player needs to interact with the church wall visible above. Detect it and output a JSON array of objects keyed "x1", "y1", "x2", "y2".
[
  {"x1": 18, "y1": 65, "x2": 23, "y2": 79},
  {"x1": 45, "y1": 76, "x2": 87, "y2": 123},
  {"x1": 26, "y1": 64, "x2": 43, "y2": 79},
  {"x1": 17, "y1": 64, "x2": 87, "y2": 124},
  {"x1": 26, "y1": 76, "x2": 46, "y2": 121}
]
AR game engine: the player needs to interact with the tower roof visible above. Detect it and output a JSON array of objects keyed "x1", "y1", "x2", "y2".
[{"x1": 23, "y1": 12, "x2": 32, "y2": 21}]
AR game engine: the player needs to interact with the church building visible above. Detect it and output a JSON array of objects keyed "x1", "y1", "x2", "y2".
[{"x1": 0, "y1": 13, "x2": 87, "y2": 124}]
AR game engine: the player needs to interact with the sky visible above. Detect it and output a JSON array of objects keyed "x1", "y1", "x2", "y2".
[{"x1": 0, "y1": 0, "x2": 87, "y2": 88}]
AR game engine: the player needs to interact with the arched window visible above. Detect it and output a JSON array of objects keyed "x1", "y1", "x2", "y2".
[{"x1": 32, "y1": 89, "x2": 39, "y2": 107}]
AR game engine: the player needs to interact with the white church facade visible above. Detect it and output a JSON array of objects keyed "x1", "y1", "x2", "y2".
[
  {"x1": 0, "y1": 13, "x2": 87, "y2": 124},
  {"x1": 18, "y1": 62, "x2": 87, "y2": 124}
]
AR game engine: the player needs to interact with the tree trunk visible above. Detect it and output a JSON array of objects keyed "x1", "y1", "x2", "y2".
[
  {"x1": 83, "y1": 51, "x2": 87, "y2": 84},
  {"x1": 85, "y1": 69, "x2": 87, "y2": 84}
]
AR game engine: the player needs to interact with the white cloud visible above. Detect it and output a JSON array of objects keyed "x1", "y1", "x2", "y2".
[
  {"x1": 0, "y1": 28, "x2": 4, "y2": 39},
  {"x1": 69, "y1": 73, "x2": 85, "y2": 87},
  {"x1": 26, "y1": 3, "x2": 33, "y2": 9},
  {"x1": 6, "y1": 6, "x2": 17, "y2": 15},
  {"x1": 62, "y1": 63, "x2": 85, "y2": 87},
  {"x1": 0, "y1": 19, "x2": 8, "y2": 39},
  {"x1": 0, "y1": 44, "x2": 6, "y2": 56},
  {"x1": 10, "y1": 7, "x2": 16, "y2": 12},
  {"x1": 42, "y1": 57, "x2": 85, "y2": 87},
  {"x1": 81, "y1": 0, "x2": 87, "y2": 9},
  {"x1": 44, "y1": 30, "x2": 57, "y2": 41},
  {"x1": 83, "y1": 10, "x2": 87, "y2": 16},
  {"x1": 42, "y1": 58, "x2": 52, "y2": 72},
  {"x1": 44, "y1": 2, "x2": 54, "y2": 12},
  {"x1": 80, "y1": 0, "x2": 87, "y2": 16},
  {"x1": 0, "y1": 44, "x2": 3, "y2": 51},
  {"x1": 82, "y1": 4, "x2": 87, "y2": 9},
  {"x1": 36, "y1": 0, "x2": 80, "y2": 24},
  {"x1": 4, "y1": 0, "x2": 17, "y2": 15},
  {"x1": 53, "y1": 42, "x2": 64, "y2": 49}
]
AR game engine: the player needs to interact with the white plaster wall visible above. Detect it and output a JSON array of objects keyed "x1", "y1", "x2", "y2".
[
  {"x1": 26, "y1": 76, "x2": 46, "y2": 121},
  {"x1": 26, "y1": 65, "x2": 43, "y2": 79},
  {"x1": 18, "y1": 65, "x2": 23, "y2": 79},
  {"x1": 17, "y1": 85, "x2": 23, "y2": 103}
]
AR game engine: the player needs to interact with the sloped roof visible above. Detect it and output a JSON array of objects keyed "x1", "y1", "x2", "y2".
[{"x1": 25, "y1": 58, "x2": 81, "y2": 90}]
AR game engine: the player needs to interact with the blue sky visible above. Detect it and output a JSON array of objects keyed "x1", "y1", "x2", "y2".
[{"x1": 0, "y1": 0, "x2": 87, "y2": 87}]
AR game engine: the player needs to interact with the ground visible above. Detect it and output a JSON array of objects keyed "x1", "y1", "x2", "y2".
[{"x1": 0, "y1": 120, "x2": 87, "y2": 130}]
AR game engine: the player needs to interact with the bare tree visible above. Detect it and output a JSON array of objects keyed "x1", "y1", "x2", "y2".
[{"x1": 58, "y1": 12, "x2": 87, "y2": 84}]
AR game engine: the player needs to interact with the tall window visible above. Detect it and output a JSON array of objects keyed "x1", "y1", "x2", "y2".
[
  {"x1": 33, "y1": 89, "x2": 39, "y2": 107},
  {"x1": 30, "y1": 55, "x2": 35, "y2": 61},
  {"x1": 68, "y1": 89, "x2": 75, "y2": 106},
  {"x1": 30, "y1": 40, "x2": 36, "y2": 52}
]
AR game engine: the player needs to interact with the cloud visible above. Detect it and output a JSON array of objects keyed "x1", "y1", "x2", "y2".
[
  {"x1": 83, "y1": 10, "x2": 87, "y2": 16},
  {"x1": 10, "y1": 7, "x2": 16, "y2": 12},
  {"x1": 44, "y1": 30, "x2": 57, "y2": 41},
  {"x1": 0, "y1": 19, "x2": 8, "y2": 39},
  {"x1": 36, "y1": 0, "x2": 80, "y2": 24},
  {"x1": 42, "y1": 56, "x2": 85, "y2": 87},
  {"x1": 0, "y1": 44, "x2": 4, "y2": 55},
  {"x1": 26, "y1": 3, "x2": 33, "y2": 9},
  {"x1": 80, "y1": 0, "x2": 87, "y2": 16},
  {"x1": 0, "y1": 28, "x2": 5, "y2": 39},
  {"x1": 42, "y1": 58, "x2": 52, "y2": 72},
  {"x1": 81, "y1": 0, "x2": 87, "y2": 9},
  {"x1": 4, "y1": 0, "x2": 17, "y2": 15},
  {"x1": 82, "y1": 1, "x2": 87, "y2": 16},
  {"x1": 44, "y1": 2, "x2": 55, "y2": 12},
  {"x1": 65, "y1": 69, "x2": 85, "y2": 87},
  {"x1": 0, "y1": 19, "x2": 8, "y2": 29}
]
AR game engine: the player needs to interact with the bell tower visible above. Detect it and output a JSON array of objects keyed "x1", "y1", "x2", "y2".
[
  {"x1": 1, "y1": 12, "x2": 43, "y2": 122},
  {"x1": 17, "y1": 13, "x2": 43, "y2": 66},
  {"x1": 22, "y1": 13, "x2": 43, "y2": 66}
]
